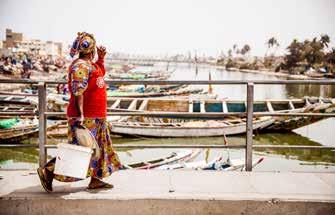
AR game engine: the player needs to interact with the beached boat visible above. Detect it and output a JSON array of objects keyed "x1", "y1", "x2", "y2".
[
  {"x1": 0, "y1": 93, "x2": 36, "y2": 106},
  {"x1": 122, "y1": 149, "x2": 201, "y2": 169},
  {"x1": 105, "y1": 97, "x2": 335, "y2": 114},
  {"x1": 0, "y1": 118, "x2": 63, "y2": 143},
  {"x1": 202, "y1": 156, "x2": 264, "y2": 171},
  {"x1": 0, "y1": 118, "x2": 38, "y2": 143},
  {"x1": 107, "y1": 97, "x2": 334, "y2": 137},
  {"x1": 47, "y1": 88, "x2": 207, "y2": 112},
  {"x1": 264, "y1": 101, "x2": 335, "y2": 132},
  {"x1": 156, "y1": 156, "x2": 264, "y2": 171},
  {"x1": 0, "y1": 92, "x2": 38, "y2": 118},
  {"x1": 106, "y1": 85, "x2": 204, "y2": 98},
  {"x1": 108, "y1": 70, "x2": 171, "y2": 80},
  {"x1": 111, "y1": 117, "x2": 274, "y2": 137}
]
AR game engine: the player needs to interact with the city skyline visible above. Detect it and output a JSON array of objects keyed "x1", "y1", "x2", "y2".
[{"x1": 1, "y1": 0, "x2": 334, "y2": 57}]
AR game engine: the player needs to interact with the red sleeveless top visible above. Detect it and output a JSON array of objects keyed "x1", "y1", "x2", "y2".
[{"x1": 67, "y1": 58, "x2": 107, "y2": 118}]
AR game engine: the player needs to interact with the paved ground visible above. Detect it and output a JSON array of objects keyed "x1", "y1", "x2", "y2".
[{"x1": 0, "y1": 170, "x2": 335, "y2": 215}]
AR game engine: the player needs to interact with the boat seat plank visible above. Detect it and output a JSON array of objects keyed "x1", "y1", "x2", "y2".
[
  {"x1": 200, "y1": 101, "x2": 206, "y2": 113},
  {"x1": 189, "y1": 99, "x2": 193, "y2": 113},
  {"x1": 222, "y1": 101, "x2": 228, "y2": 113},
  {"x1": 139, "y1": 99, "x2": 148, "y2": 111},
  {"x1": 266, "y1": 101, "x2": 274, "y2": 112},
  {"x1": 4, "y1": 96, "x2": 13, "y2": 101},
  {"x1": 289, "y1": 101, "x2": 295, "y2": 110},
  {"x1": 111, "y1": 99, "x2": 121, "y2": 109},
  {"x1": 128, "y1": 99, "x2": 138, "y2": 110},
  {"x1": 319, "y1": 97, "x2": 324, "y2": 104}
]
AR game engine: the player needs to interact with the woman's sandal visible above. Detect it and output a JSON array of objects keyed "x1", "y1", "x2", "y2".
[
  {"x1": 37, "y1": 168, "x2": 53, "y2": 193},
  {"x1": 87, "y1": 180, "x2": 114, "y2": 190}
]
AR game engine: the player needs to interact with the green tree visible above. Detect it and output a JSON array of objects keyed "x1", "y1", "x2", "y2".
[
  {"x1": 302, "y1": 38, "x2": 324, "y2": 67},
  {"x1": 320, "y1": 34, "x2": 330, "y2": 48},
  {"x1": 266, "y1": 37, "x2": 280, "y2": 56},
  {"x1": 325, "y1": 48, "x2": 335, "y2": 74},
  {"x1": 283, "y1": 39, "x2": 304, "y2": 73},
  {"x1": 241, "y1": 44, "x2": 251, "y2": 56},
  {"x1": 227, "y1": 49, "x2": 232, "y2": 58}
]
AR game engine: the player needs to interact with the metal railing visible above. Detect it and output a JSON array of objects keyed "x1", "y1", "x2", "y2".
[{"x1": 1, "y1": 79, "x2": 335, "y2": 171}]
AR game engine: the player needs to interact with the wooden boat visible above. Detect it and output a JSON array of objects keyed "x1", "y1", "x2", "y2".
[
  {"x1": 108, "y1": 70, "x2": 171, "y2": 81},
  {"x1": 263, "y1": 101, "x2": 335, "y2": 132},
  {"x1": 105, "y1": 97, "x2": 335, "y2": 114},
  {"x1": 0, "y1": 92, "x2": 38, "y2": 118},
  {"x1": 203, "y1": 156, "x2": 264, "y2": 171},
  {"x1": 106, "y1": 97, "x2": 335, "y2": 136},
  {"x1": 0, "y1": 118, "x2": 63, "y2": 143},
  {"x1": 0, "y1": 94, "x2": 36, "y2": 106},
  {"x1": 111, "y1": 117, "x2": 274, "y2": 137},
  {"x1": 122, "y1": 149, "x2": 201, "y2": 169},
  {"x1": 106, "y1": 85, "x2": 204, "y2": 98},
  {"x1": 47, "y1": 88, "x2": 207, "y2": 112},
  {"x1": 0, "y1": 118, "x2": 38, "y2": 143},
  {"x1": 157, "y1": 156, "x2": 264, "y2": 171}
]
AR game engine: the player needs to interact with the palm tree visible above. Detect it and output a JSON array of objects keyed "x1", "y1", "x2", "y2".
[
  {"x1": 241, "y1": 44, "x2": 251, "y2": 56},
  {"x1": 265, "y1": 37, "x2": 279, "y2": 56},
  {"x1": 227, "y1": 49, "x2": 233, "y2": 58},
  {"x1": 232, "y1": 44, "x2": 238, "y2": 56},
  {"x1": 320, "y1": 34, "x2": 330, "y2": 48}
]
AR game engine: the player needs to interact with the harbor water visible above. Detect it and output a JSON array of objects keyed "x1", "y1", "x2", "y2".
[{"x1": 1, "y1": 62, "x2": 335, "y2": 172}]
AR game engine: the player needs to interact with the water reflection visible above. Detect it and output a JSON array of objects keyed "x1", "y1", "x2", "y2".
[
  {"x1": 253, "y1": 133, "x2": 335, "y2": 164},
  {"x1": 1, "y1": 131, "x2": 334, "y2": 171},
  {"x1": 158, "y1": 62, "x2": 335, "y2": 99},
  {"x1": 0, "y1": 147, "x2": 39, "y2": 163},
  {"x1": 285, "y1": 83, "x2": 335, "y2": 98}
]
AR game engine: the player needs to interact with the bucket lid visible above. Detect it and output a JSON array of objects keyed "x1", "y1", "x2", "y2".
[{"x1": 57, "y1": 143, "x2": 93, "y2": 154}]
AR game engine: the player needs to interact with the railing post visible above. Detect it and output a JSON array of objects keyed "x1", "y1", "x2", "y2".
[
  {"x1": 38, "y1": 82, "x2": 47, "y2": 167},
  {"x1": 245, "y1": 82, "x2": 254, "y2": 171}
]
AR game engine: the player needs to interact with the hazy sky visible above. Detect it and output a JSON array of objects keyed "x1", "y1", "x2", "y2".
[{"x1": 0, "y1": 0, "x2": 334, "y2": 57}]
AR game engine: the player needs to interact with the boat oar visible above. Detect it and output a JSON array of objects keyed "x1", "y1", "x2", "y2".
[
  {"x1": 223, "y1": 133, "x2": 230, "y2": 161},
  {"x1": 208, "y1": 72, "x2": 213, "y2": 94},
  {"x1": 241, "y1": 157, "x2": 265, "y2": 171},
  {"x1": 124, "y1": 150, "x2": 133, "y2": 157},
  {"x1": 205, "y1": 148, "x2": 210, "y2": 163}
]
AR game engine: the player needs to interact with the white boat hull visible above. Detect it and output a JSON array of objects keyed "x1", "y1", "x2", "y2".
[{"x1": 111, "y1": 117, "x2": 274, "y2": 137}]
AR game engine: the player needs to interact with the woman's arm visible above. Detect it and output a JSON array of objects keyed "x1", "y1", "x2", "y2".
[
  {"x1": 75, "y1": 95, "x2": 84, "y2": 126},
  {"x1": 96, "y1": 46, "x2": 107, "y2": 75},
  {"x1": 70, "y1": 62, "x2": 90, "y2": 125}
]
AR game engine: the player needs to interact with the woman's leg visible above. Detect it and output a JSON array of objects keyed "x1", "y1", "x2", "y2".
[
  {"x1": 37, "y1": 157, "x2": 84, "y2": 192},
  {"x1": 37, "y1": 158, "x2": 56, "y2": 192}
]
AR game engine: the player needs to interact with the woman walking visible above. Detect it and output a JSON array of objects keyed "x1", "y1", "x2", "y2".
[{"x1": 37, "y1": 32, "x2": 121, "y2": 192}]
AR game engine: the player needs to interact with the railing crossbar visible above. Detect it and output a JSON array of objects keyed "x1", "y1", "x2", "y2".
[
  {"x1": 1, "y1": 144, "x2": 334, "y2": 150},
  {"x1": 1, "y1": 79, "x2": 335, "y2": 170},
  {"x1": 1, "y1": 79, "x2": 335, "y2": 85}
]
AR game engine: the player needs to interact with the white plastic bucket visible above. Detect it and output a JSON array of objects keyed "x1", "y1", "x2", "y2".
[{"x1": 54, "y1": 143, "x2": 92, "y2": 179}]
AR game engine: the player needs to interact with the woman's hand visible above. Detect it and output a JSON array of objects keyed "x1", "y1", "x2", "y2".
[
  {"x1": 77, "y1": 114, "x2": 84, "y2": 128},
  {"x1": 97, "y1": 46, "x2": 107, "y2": 59}
]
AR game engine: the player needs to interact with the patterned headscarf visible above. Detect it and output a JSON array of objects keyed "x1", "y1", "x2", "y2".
[{"x1": 70, "y1": 32, "x2": 96, "y2": 58}]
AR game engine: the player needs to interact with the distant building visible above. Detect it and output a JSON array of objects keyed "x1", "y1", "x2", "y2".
[
  {"x1": 15, "y1": 39, "x2": 46, "y2": 54},
  {"x1": 4, "y1": 28, "x2": 23, "y2": 48},
  {"x1": 2, "y1": 28, "x2": 63, "y2": 56},
  {"x1": 54, "y1": 42, "x2": 63, "y2": 56}
]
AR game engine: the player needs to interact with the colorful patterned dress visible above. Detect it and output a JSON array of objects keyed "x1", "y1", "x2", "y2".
[{"x1": 44, "y1": 59, "x2": 121, "y2": 182}]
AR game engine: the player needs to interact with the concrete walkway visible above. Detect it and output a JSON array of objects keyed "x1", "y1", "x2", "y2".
[{"x1": 0, "y1": 170, "x2": 335, "y2": 215}]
